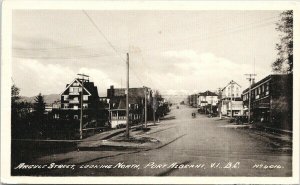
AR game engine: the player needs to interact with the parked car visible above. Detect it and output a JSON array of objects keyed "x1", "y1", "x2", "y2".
[{"x1": 235, "y1": 115, "x2": 248, "y2": 124}]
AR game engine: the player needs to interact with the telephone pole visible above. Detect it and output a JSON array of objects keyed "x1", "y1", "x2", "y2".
[
  {"x1": 143, "y1": 86, "x2": 148, "y2": 128},
  {"x1": 245, "y1": 74, "x2": 256, "y2": 124},
  {"x1": 77, "y1": 73, "x2": 89, "y2": 140},
  {"x1": 152, "y1": 90, "x2": 156, "y2": 125},
  {"x1": 125, "y1": 53, "x2": 130, "y2": 139},
  {"x1": 230, "y1": 80, "x2": 234, "y2": 117},
  {"x1": 218, "y1": 88, "x2": 222, "y2": 119}
]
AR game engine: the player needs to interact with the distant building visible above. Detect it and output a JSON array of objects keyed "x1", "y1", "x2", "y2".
[
  {"x1": 242, "y1": 74, "x2": 292, "y2": 130},
  {"x1": 197, "y1": 90, "x2": 218, "y2": 114},
  {"x1": 189, "y1": 94, "x2": 198, "y2": 108},
  {"x1": 107, "y1": 86, "x2": 150, "y2": 128},
  {"x1": 220, "y1": 80, "x2": 243, "y2": 116}
]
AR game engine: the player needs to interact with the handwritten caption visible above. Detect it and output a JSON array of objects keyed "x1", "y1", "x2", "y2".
[{"x1": 14, "y1": 161, "x2": 284, "y2": 170}]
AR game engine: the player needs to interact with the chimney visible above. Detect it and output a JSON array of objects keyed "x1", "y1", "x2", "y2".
[{"x1": 107, "y1": 85, "x2": 115, "y2": 98}]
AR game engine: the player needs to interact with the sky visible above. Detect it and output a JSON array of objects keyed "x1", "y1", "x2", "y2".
[{"x1": 12, "y1": 10, "x2": 281, "y2": 97}]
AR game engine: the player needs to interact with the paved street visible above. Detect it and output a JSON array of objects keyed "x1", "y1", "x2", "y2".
[{"x1": 13, "y1": 105, "x2": 292, "y2": 176}]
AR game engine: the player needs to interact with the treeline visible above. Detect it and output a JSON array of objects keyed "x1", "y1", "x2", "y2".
[{"x1": 11, "y1": 85, "x2": 79, "y2": 140}]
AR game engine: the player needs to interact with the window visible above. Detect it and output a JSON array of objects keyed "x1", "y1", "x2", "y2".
[
  {"x1": 64, "y1": 95, "x2": 69, "y2": 100},
  {"x1": 73, "y1": 87, "x2": 79, "y2": 93},
  {"x1": 83, "y1": 104, "x2": 88, "y2": 108},
  {"x1": 258, "y1": 86, "x2": 261, "y2": 94},
  {"x1": 262, "y1": 84, "x2": 265, "y2": 92},
  {"x1": 266, "y1": 82, "x2": 269, "y2": 91},
  {"x1": 83, "y1": 95, "x2": 88, "y2": 101},
  {"x1": 69, "y1": 87, "x2": 73, "y2": 92},
  {"x1": 74, "y1": 106, "x2": 78, "y2": 110},
  {"x1": 64, "y1": 104, "x2": 69, "y2": 108},
  {"x1": 73, "y1": 97, "x2": 78, "y2": 101}
]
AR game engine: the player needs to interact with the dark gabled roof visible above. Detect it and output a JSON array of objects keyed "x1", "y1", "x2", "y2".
[
  {"x1": 198, "y1": 90, "x2": 218, "y2": 96},
  {"x1": 60, "y1": 78, "x2": 99, "y2": 97},
  {"x1": 109, "y1": 96, "x2": 142, "y2": 109},
  {"x1": 84, "y1": 82, "x2": 99, "y2": 97},
  {"x1": 109, "y1": 87, "x2": 145, "y2": 97}
]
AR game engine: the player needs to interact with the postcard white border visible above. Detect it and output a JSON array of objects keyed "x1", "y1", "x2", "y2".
[{"x1": 1, "y1": 0, "x2": 300, "y2": 184}]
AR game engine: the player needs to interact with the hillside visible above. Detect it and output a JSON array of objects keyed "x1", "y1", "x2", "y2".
[{"x1": 19, "y1": 94, "x2": 60, "y2": 105}]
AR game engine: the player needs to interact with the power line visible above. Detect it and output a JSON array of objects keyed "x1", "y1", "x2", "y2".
[
  {"x1": 82, "y1": 10, "x2": 145, "y2": 85},
  {"x1": 12, "y1": 53, "x2": 122, "y2": 60},
  {"x1": 82, "y1": 10, "x2": 126, "y2": 61},
  {"x1": 13, "y1": 15, "x2": 278, "y2": 52}
]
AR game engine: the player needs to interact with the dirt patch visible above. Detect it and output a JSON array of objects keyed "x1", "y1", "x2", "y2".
[{"x1": 112, "y1": 135, "x2": 160, "y2": 144}]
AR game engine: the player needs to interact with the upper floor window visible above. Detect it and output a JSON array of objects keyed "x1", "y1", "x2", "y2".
[
  {"x1": 258, "y1": 86, "x2": 261, "y2": 94},
  {"x1": 83, "y1": 95, "x2": 88, "y2": 101},
  {"x1": 64, "y1": 95, "x2": 69, "y2": 100},
  {"x1": 73, "y1": 87, "x2": 79, "y2": 93}
]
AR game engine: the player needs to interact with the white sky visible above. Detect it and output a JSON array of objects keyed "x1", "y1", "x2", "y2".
[{"x1": 12, "y1": 10, "x2": 281, "y2": 97}]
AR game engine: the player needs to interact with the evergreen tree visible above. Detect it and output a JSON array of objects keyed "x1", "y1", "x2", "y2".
[
  {"x1": 272, "y1": 10, "x2": 293, "y2": 74},
  {"x1": 33, "y1": 93, "x2": 46, "y2": 118}
]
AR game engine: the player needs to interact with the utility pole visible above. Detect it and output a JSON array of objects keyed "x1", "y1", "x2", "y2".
[
  {"x1": 153, "y1": 90, "x2": 156, "y2": 125},
  {"x1": 205, "y1": 91, "x2": 208, "y2": 115},
  {"x1": 144, "y1": 86, "x2": 148, "y2": 128},
  {"x1": 125, "y1": 53, "x2": 130, "y2": 139},
  {"x1": 245, "y1": 74, "x2": 256, "y2": 124},
  {"x1": 210, "y1": 96, "x2": 212, "y2": 115},
  {"x1": 218, "y1": 88, "x2": 222, "y2": 119},
  {"x1": 77, "y1": 73, "x2": 89, "y2": 140},
  {"x1": 230, "y1": 80, "x2": 233, "y2": 118}
]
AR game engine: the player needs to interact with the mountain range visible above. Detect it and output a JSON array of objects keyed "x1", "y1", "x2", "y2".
[{"x1": 19, "y1": 94, "x2": 60, "y2": 105}]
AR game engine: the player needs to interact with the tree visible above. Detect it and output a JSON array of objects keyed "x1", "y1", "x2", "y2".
[
  {"x1": 33, "y1": 93, "x2": 46, "y2": 118},
  {"x1": 11, "y1": 84, "x2": 20, "y2": 106},
  {"x1": 272, "y1": 10, "x2": 293, "y2": 74}
]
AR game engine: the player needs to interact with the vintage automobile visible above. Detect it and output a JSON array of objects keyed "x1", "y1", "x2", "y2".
[{"x1": 235, "y1": 115, "x2": 248, "y2": 124}]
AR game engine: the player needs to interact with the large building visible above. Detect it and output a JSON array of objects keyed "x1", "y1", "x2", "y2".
[
  {"x1": 53, "y1": 77, "x2": 100, "y2": 121},
  {"x1": 242, "y1": 74, "x2": 293, "y2": 130},
  {"x1": 220, "y1": 80, "x2": 243, "y2": 117},
  {"x1": 107, "y1": 86, "x2": 150, "y2": 128}
]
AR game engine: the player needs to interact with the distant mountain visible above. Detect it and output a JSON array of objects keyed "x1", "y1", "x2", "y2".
[{"x1": 19, "y1": 94, "x2": 60, "y2": 105}]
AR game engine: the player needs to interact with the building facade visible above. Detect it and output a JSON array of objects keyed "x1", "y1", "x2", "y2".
[
  {"x1": 197, "y1": 91, "x2": 218, "y2": 114},
  {"x1": 107, "y1": 86, "x2": 150, "y2": 128},
  {"x1": 242, "y1": 74, "x2": 292, "y2": 130},
  {"x1": 53, "y1": 78, "x2": 100, "y2": 121},
  {"x1": 220, "y1": 80, "x2": 243, "y2": 116}
]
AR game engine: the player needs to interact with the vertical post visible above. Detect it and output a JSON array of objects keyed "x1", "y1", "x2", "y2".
[
  {"x1": 125, "y1": 53, "x2": 130, "y2": 139},
  {"x1": 80, "y1": 79, "x2": 84, "y2": 140},
  {"x1": 230, "y1": 81, "x2": 233, "y2": 117},
  {"x1": 248, "y1": 79, "x2": 252, "y2": 124},
  {"x1": 218, "y1": 88, "x2": 222, "y2": 119},
  {"x1": 245, "y1": 74, "x2": 256, "y2": 124},
  {"x1": 144, "y1": 87, "x2": 147, "y2": 128},
  {"x1": 210, "y1": 96, "x2": 212, "y2": 115},
  {"x1": 152, "y1": 90, "x2": 155, "y2": 125}
]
